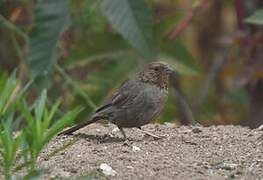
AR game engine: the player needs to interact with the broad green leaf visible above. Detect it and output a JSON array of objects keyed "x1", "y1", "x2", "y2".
[
  {"x1": 159, "y1": 40, "x2": 200, "y2": 75},
  {"x1": 65, "y1": 33, "x2": 129, "y2": 67},
  {"x1": 101, "y1": 0, "x2": 154, "y2": 58},
  {"x1": 28, "y1": 0, "x2": 70, "y2": 89},
  {"x1": 245, "y1": 8, "x2": 263, "y2": 25}
]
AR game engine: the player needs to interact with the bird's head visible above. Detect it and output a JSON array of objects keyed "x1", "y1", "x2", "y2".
[{"x1": 138, "y1": 62, "x2": 175, "y2": 89}]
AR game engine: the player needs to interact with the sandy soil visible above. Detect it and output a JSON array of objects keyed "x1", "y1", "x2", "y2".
[{"x1": 38, "y1": 123, "x2": 263, "y2": 180}]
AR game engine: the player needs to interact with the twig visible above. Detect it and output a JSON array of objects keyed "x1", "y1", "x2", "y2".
[
  {"x1": 194, "y1": 45, "x2": 231, "y2": 112},
  {"x1": 171, "y1": 73, "x2": 198, "y2": 125},
  {"x1": 167, "y1": 0, "x2": 209, "y2": 40},
  {"x1": 234, "y1": 0, "x2": 246, "y2": 31},
  {"x1": 11, "y1": 32, "x2": 26, "y2": 63},
  {"x1": 0, "y1": 15, "x2": 28, "y2": 42},
  {"x1": 167, "y1": 11, "x2": 194, "y2": 40},
  {"x1": 66, "y1": 50, "x2": 131, "y2": 70}
]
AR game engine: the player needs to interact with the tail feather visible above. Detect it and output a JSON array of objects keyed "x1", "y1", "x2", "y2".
[{"x1": 58, "y1": 116, "x2": 101, "y2": 135}]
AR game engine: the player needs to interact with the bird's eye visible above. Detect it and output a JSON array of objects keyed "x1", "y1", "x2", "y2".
[{"x1": 153, "y1": 67, "x2": 159, "y2": 71}]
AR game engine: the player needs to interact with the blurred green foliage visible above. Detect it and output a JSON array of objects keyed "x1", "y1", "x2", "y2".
[
  {"x1": 0, "y1": 0, "x2": 262, "y2": 178},
  {"x1": 0, "y1": 0, "x2": 261, "y2": 127},
  {"x1": 245, "y1": 8, "x2": 263, "y2": 25},
  {"x1": 0, "y1": 72, "x2": 81, "y2": 179},
  {"x1": 28, "y1": 0, "x2": 70, "y2": 90}
]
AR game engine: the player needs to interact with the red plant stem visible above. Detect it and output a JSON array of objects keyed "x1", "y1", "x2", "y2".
[
  {"x1": 168, "y1": 11, "x2": 194, "y2": 40},
  {"x1": 234, "y1": 0, "x2": 246, "y2": 31},
  {"x1": 234, "y1": 0, "x2": 250, "y2": 46},
  {"x1": 167, "y1": 0, "x2": 209, "y2": 40}
]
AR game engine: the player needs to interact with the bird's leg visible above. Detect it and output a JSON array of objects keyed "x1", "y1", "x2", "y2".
[
  {"x1": 118, "y1": 127, "x2": 127, "y2": 139},
  {"x1": 137, "y1": 127, "x2": 161, "y2": 139}
]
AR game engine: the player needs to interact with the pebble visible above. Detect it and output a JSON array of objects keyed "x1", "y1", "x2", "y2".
[
  {"x1": 127, "y1": 166, "x2": 134, "y2": 169},
  {"x1": 99, "y1": 163, "x2": 117, "y2": 176},
  {"x1": 258, "y1": 124, "x2": 263, "y2": 131},
  {"x1": 132, "y1": 146, "x2": 141, "y2": 152},
  {"x1": 164, "y1": 122, "x2": 176, "y2": 128},
  {"x1": 112, "y1": 127, "x2": 120, "y2": 133},
  {"x1": 216, "y1": 163, "x2": 238, "y2": 170}
]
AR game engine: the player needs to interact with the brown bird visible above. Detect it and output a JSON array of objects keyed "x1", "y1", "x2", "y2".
[{"x1": 59, "y1": 62, "x2": 174, "y2": 139}]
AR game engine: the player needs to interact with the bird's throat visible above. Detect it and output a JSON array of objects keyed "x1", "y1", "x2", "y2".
[{"x1": 138, "y1": 73, "x2": 168, "y2": 90}]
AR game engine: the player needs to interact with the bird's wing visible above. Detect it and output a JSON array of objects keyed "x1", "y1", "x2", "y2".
[{"x1": 95, "y1": 79, "x2": 140, "y2": 113}]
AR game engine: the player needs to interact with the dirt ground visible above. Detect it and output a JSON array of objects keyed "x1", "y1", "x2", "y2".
[{"x1": 38, "y1": 123, "x2": 263, "y2": 180}]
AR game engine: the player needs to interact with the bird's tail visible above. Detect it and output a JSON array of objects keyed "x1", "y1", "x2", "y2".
[{"x1": 58, "y1": 115, "x2": 102, "y2": 135}]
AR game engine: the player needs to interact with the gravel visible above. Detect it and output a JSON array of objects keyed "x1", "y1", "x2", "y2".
[{"x1": 34, "y1": 123, "x2": 263, "y2": 179}]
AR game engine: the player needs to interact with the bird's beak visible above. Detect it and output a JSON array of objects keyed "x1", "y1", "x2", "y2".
[{"x1": 163, "y1": 65, "x2": 175, "y2": 75}]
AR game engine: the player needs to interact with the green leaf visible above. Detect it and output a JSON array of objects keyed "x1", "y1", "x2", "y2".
[
  {"x1": 43, "y1": 100, "x2": 61, "y2": 130},
  {"x1": 159, "y1": 40, "x2": 200, "y2": 75},
  {"x1": 101, "y1": 0, "x2": 154, "y2": 58},
  {"x1": 0, "y1": 119, "x2": 22, "y2": 179},
  {"x1": 66, "y1": 32, "x2": 129, "y2": 66},
  {"x1": 43, "y1": 107, "x2": 82, "y2": 145},
  {"x1": 34, "y1": 90, "x2": 47, "y2": 144},
  {"x1": 35, "y1": 90, "x2": 47, "y2": 122},
  {"x1": 19, "y1": 100, "x2": 34, "y2": 130},
  {"x1": 24, "y1": 168, "x2": 47, "y2": 180},
  {"x1": 245, "y1": 8, "x2": 263, "y2": 25},
  {"x1": 0, "y1": 71, "x2": 17, "y2": 115},
  {"x1": 28, "y1": 0, "x2": 70, "y2": 89}
]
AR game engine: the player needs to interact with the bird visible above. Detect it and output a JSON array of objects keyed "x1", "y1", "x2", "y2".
[{"x1": 59, "y1": 61, "x2": 175, "y2": 139}]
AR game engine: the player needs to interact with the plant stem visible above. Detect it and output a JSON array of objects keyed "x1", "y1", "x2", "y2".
[
  {"x1": 234, "y1": 0, "x2": 246, "y2": 31},
  {"x1": 167, "y1": 0, "x2": 209, "y2": 40},
  {"x1": 55, "y1": 65, "x2": 97, "y2": 110},
  {"x1": 0, "y1": 15, "x2": 29, "y2": 42}
]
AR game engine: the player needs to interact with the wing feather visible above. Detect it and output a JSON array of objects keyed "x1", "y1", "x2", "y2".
[{"x1": 95, "y1": 79, "x2": 140, "y2": 113}]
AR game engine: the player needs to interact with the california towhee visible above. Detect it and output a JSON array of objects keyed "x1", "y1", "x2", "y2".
[{"x1": 59, "y1": 62, "x2": 174, "y2": 139}]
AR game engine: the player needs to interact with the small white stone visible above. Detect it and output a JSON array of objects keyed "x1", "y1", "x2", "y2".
[
  {"x1": 164, "y1": 122, "x2": 176, "y2": 128},
  {"x1": 218, "y1": 163, "x2": 238, "y2": 170},
  {"x1": 127, "y1": 166, "x2": 134, "y2": 169},
  {"x1": 99, "y1": 163, "x2": 117, "y2": 176},
  {"x1": 112, "y1": 127, "x2": 120, "y2": 133},
  {"x1": 96, "y1": 129, "x2": 101, "y2": 132},
  {"x1": 132, "y1": 146, "x2": 141, "y2": 152},
  {"x1": 258, "y1": 124, "x2": 263, "y2": 131}
]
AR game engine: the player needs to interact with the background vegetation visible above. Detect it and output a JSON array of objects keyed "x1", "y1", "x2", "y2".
[{"x1": 0, "y1": 0, "x2": 262, "y2": 178}]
